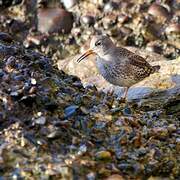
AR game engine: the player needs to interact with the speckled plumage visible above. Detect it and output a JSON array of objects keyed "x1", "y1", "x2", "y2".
[
  {"x1": 77, "y1": 35, "x2": 160, "y2": 98},
  {"x1": 95, "y1": 46, "x2": 159, "y2": 88}
]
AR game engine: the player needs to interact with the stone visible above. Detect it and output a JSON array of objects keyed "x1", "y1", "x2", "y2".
[
  {"x1": 81, "y1": 15, "x2": 95, "y2": 26},
  {"x1": 0, "y1": 32, "x2": 13, "y2": 43},
  {"x1": 35, "y1": 116, "x2": 46, "y2": 125},
  {"x1": 57, "y1": 48, "x2": 180, "y2": 109},
  {"x1": 61, "y1": 0, "x2": 77, "y2": 9},
  {"x1": 95, "y1": 150, "x2": 112, "y2": 160},
  {"x1": 148, "y1": 3, "x2": 171, "y2": 22},
  {"x1": 64, "y1": 105, "x2": 79, "y2": 118},
  {"x1": 104, "y1": 2, "x2": 118, "y2": 12},
  {"x1": 37, "y1": 7, "x2": 73, "y2": 34},
  {"x1": 106, "y1": 174, "x2": 125, "y2": 180}
]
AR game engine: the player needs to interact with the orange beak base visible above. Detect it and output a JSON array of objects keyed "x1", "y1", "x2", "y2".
[{"x1": 77, "y1": 49, "x2": 95, "y2": 63}]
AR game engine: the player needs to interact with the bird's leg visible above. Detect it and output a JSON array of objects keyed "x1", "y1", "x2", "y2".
[
  {"x1": 119, "y1": 87, "x2": 129, "y2": 102},
  {"x1": 102, "y1": 86, "x2": 114, "y2": 105},
  {"x1": 122, "y1": 87, "x2": 132, "y2": 116},
  {"x1": 107, "y1": 86, "x2": 114, "y2": 96},
  {"x1": 123, "y1": 87, "x2": 129, "y2": 100}
]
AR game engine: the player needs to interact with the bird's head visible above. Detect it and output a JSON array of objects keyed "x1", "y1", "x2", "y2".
[{"x1": 77, "y1": 35, "x2": 114, "y2": 63}]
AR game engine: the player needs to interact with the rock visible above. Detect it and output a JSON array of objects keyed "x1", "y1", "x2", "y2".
[
  {"x1": 146, "y1": 42, "x2": 163, "y2": 54},
  {"x1": 165, "y1": 23, "x2": 180, "y2": 34},
  {"x1": 105, "y1": 174, "x2": 124, "y2": 180},
  {"x1": 95, "y1": 150, "x2": 112, "y2": 161},
  {"x1": 117, "y1": 14, "x2": 129, "y2": 24},
  {"x1": 25, "y1": 34, "x2": 47, "y2": 46},
  {"x1": 0, "y1": 0, "x2": 179, "y2": 178},
  {"x1": 167, "y1": 124, "x2": 177, "y2": 132},
  {"x1": 118, "y1": 162, "x2": 142, "y2": 175},
  {"x1": 151, "y1": 127, "x2": 169, "y2": 139},
  {"x1": 61, "y1": 0, "x2": 77, "y2": 9},
  {"x1": 0, "y1": 43, "x2": 19, "y2": 59},
  {"x1": 8, "y1": 19, "x2": 26, "y2": 33},
  {"x1": 0, "y1": 0, "x2": 22, "y2": 8},
  {"x1": 30, "y1": 78, "x2": 37, "y2": 85},
  {"x1": 148, "y1": 3, "x2": 171, "y2": 22},
  {"x1": 0, "y1": 32, "x2": 13, "y2": 43},
  {"x1": 77, "y1": 144, "x2": 87, "y2": 155},
  {"x1": 64, "y1": 105, "x2": 79, "y2": 118},
  {"x1": 104, "y1": 2, "x2": 119, "y2": 12},
  {"x1": 126, "y1": 58, "x2": 180, "y2": 102},
  {"x1": 57, "y1": 50, "x2": 180, "y2": 110},
  {"x1": 37, "y1": 7, "x2": 73, "y2": 34},
  {"x1": 35, "y1": 116, "x2": 46, "y2": 125},
  {"x1": 57, "y1": 54, "x2": 98, "y2": 85},
  {"x1": 81, "y1": 15, "x2": 95, "y2": 26},
  {"x1": 86, "y1": 172, "x2": 96, "y2": 180}
]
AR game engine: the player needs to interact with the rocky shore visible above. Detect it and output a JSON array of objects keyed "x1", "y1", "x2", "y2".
[{"x1": 0, "y1": 0, "x2": 180, "y2": 179}]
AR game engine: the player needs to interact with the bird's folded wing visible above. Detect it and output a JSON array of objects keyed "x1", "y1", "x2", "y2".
[{"x1": 128, "y1": 54, "x2": 151, "y2": 69}]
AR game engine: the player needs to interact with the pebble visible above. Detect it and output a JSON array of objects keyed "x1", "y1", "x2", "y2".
[
  {"x1": 5, "y1": 56, "x2": 16, "y2": 68},
  {"x1": 47, "y1": 131, "x2": 61, "y2": 139},
  {"x1": 38, "y1": 7, "x2": 73, "y2": 34},
  {"x1": 146, "y1": 42, "x2": 163, "y2": 54},
  {"x1": 8, "y1": 19, "x2": 26, "y2": 33},
  {"x1": 167, "y1": 124, "x2": 177, "y2": 132},
  {"x1": 31, "y1": 78, "x2": 37, "y2": 85},
  {"x1": 0, "y1": 0, "x2": 22, "y2": 8},
  {"x1": 77, "y1": 144, "x2": 87, "y2": 155},
  {"x1": 165, "y1": 23, "x2": 180, "y2": 34},
  {"x1": 95, "y1": 150, "x2": 111, "y2": 160},
  {"x1": 123, "y1": 106, "x2": 132, "y2": 116},
  {"x1": 13, "y1": 75, "x2": 24, "y2": 81},
  {"x1": 86, "y1": 172, "x2": 96, "y2": 180},
  {"x1": 0, "y1": 69, "x2": 4, "y2": 77},
  {"x1": 26, "y1": 34, "x2": 47, "y2": 46},
  {"x1": 106, "y1": 174, "x2": 125, "y2": 180},
  {"x1": 117, "y1": 14, "x2": 129, "y2": 24},
  {"x1": 103, "y1": 14, "x2": 117, "y2": 29},
  {"x1": 64, "y1": 105, "x2": 79, "y2": 118},
  {"x1": 61, "y1": 0, "x2": 77, "y2": 9},
  {"x1": 148, "y1": 3, "x2": 170, "y2": 21},
  {"x1": 81, "y1": 15, "x2": 95, "y2": 26},
  {"x1": 35, "y1": 116, "x2": 46, "y2": 125},
  {"x1": 104, "y1": 2, "x2": 118, "y2": 12},
  {"x1": 0, "y1": 32, "x2": 13, "y2": 43},
  {"x1": 118, "y1": 162, "x2": 141, "y2": 175},
  {"x1": 151, "y1": 127, "x2": 169, "y2": 139}
]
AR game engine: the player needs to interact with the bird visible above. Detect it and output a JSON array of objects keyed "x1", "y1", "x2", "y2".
[{"x1": 76, "y1": 35, "x2": 160, "y2": 101}]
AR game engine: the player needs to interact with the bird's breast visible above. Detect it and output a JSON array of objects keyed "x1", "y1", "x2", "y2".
[
  {"x1": 95, "y1": 56, "x2": 136, "y2": 87},
  {"x1": 96, "y1": 57, "x2": 111, "y2": 78},
  {"x1": 96, "y1": 57, "x2": 121, "y2": 85}
]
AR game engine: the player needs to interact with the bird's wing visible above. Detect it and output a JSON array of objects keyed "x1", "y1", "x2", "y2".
[
  {"x1": 116, "y1": 47, "x2": 153, "y2": 80},
  {"x1": 128, "y1": 54, "x2": 152, "y2": 68},
  {"x1": 116, "y1": 47, "x2": 151, "y2": 67}
]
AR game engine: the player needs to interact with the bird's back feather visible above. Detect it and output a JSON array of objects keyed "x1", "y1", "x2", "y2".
[{"x1": 113, "y1": 47, "x2": 160, "y2": 81}]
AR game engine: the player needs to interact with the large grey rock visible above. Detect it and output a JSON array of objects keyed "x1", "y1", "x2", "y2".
[{"x1": 57, "y1": 48, "x2": 180, "y2": 108}]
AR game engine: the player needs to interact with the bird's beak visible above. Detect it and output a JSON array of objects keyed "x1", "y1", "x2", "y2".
[{"x1": 77, "y1": 49, "x2": 95, "y2": 63}]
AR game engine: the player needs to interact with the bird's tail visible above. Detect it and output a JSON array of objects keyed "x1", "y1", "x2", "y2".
[{"x1": 151, "y1": 65, "x2": 160, "y2": 74}]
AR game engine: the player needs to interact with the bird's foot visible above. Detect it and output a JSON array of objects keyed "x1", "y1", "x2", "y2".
[
  {"x1": 117, "y1": 96, "x2": 127, "y2": 103},
  {"x1": 106, "y1": 86, "x2": 115, "y2": 96},
  {"x1": 120, "y1": 97, "x2": 126, "y2": 103}
]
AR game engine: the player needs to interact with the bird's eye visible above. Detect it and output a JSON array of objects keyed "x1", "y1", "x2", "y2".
[{"x1": 95, "y1": 41, "x2": 102, "y2": 46}]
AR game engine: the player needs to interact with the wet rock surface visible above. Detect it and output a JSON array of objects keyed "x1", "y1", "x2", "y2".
[
  {"x1": 0, "y1": 0, "x2": 180, "y2": 179},
  {"x1": 0, "y1": 36, "x2": 179, "y2": 179}
]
